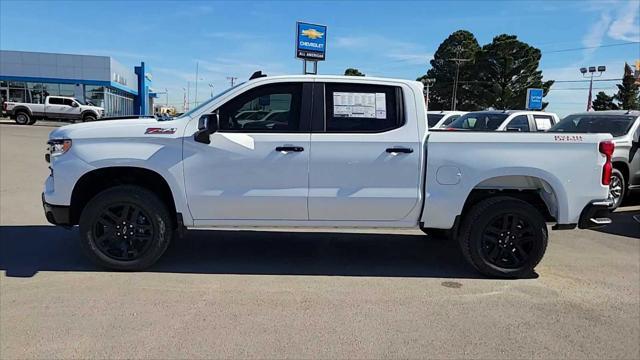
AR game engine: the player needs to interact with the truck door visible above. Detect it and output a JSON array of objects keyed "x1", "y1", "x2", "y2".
[
  {"x1": 308, "y1": 83, "x2": 421, "y2": 221},
  {"x1": 183, "y1": 82, "x2": 311, "y2": 221},
  {"x1": 61, "y1": 98, "x2": 81, "y2": 120},
  {"x1": 45, "y1": 97, "x2": 66, "y2": 119}
]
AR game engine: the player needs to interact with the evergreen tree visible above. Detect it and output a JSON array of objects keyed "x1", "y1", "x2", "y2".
[
  {"x1": 592, "y1": 91, "x2": 619, "y2": 110},
  {"x1": 344, "y1": 68, "x2": 365, "y2": 76},
  {"x1": 473, "y1": 34, "x2": 554, "y2": 110},
  {"x1": 614, "y1": 63, "x2": 640, "y2": 110}
]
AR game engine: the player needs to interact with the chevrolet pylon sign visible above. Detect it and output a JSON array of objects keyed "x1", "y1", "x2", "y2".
[{"x1": 296, "y1": 22, "x2": 327, "y2": 61}]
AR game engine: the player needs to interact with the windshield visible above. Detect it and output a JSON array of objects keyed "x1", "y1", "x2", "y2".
[
  {"x1": 427, "y1": 114, "x2": 444, "y2": 127},
  {"x1": 180, "y1": 82, "x2": 245, "y2": 118},
  {"x1": 549, "y1": 114, "x2": 637, "y2": 137},
  {"x1": 74, "y1": 98, "x2": 91, "y2": 105},
  {"x1": 448, "y1": 112, "x2": 509, "y2": 130}
]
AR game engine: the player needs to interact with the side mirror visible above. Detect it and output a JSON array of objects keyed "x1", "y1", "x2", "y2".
[
  {"x1": 71, "y1": 102, "x2": 79, "y2": 107},
  {"x1": 506, "y1": 127, "x2": 522, "y2": 132},
  {"x1": 194, "y1": 113, "x2": 219, "y2": 144},
  {"x1": 633, "y1": 129, "x2": 639, "y2": 144}
]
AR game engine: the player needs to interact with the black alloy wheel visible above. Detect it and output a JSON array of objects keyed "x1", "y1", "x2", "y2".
[
  {"x1": 480, "y1": 213, "x2": 535, "y2": 269},
  {"x1": 92, "y1": 203, "x2": 154, "y2": 261}
]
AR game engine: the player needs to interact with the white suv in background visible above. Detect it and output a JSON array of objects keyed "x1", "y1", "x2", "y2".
[
  {"x1": 426, "y1": 110, "x2": 467, "y2": 129},
  {"x1": 447, "y1": 110, "x2": 559, "y2": 132}
]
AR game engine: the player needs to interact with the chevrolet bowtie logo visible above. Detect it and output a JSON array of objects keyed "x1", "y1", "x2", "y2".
[{"x1": 301, "y1": 28, "x2": 324, "y2": 39}]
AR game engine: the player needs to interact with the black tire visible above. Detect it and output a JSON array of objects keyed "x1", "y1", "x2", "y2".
[
  {"x1": 82, "y1": 113, "x2": 96, "y2": 122},
  {"x1": 457, "y1": 196, "x2": 548, "y2": 278},
  {"x1": 79, "y1": 185, "x2": 173, "y2": 271},
  {"x1": 14, "y1": 111, "x2": 31, "y2": 125},
  {"x1": 608, "y1": 169, "x2": 625, "y2": 210},
  {"x1": 27, "y1": 117, "x2": 37, "y2": 125}
]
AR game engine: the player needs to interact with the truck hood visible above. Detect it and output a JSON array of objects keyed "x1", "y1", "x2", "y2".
[{"x1": 49, "y1": 117, "x2": 185, "y2": 140}]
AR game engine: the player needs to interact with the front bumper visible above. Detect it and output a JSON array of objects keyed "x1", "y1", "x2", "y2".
[
  {"x1": 42, "y1": 192, "x2": 71, "y2": 226},
  {"x1": 578, "y1": 200, "x2": 613, "y2": 229}
]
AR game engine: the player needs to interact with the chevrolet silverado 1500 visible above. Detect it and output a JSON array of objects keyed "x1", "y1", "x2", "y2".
[{"x1": 42, "y1": 74, "x2": 613, "y2": 278}]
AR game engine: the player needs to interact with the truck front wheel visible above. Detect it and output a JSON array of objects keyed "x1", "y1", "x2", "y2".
[
  {"x1": 14, "y1": 111, "x2": 31, "y2": 125},
  {"x1": 79, "y1": 185, "x2": 173, "y2": 271},
  {"x1": 458, "y1": 196, "x2": 548, "y2": 278}
]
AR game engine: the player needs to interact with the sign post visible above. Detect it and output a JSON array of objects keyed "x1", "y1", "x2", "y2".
[
  {"x1": 296, "y1": 21, "x2": 327, "y2": 75},
  {"x1": 525, "y1": 88, "x2": 544, "y2": 110}
]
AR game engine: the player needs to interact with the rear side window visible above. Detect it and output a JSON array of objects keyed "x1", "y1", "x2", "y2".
[
  {"x1": 427, "y1": 114, "x2": 444, "y2": 128},
  {"x1": 533, "y1": 115, "x2": 553, "y2": 131},
  {"x1": 48, "y1": 97, "x2": 63, "y2": 105},
  {"x1": 324, "y1": 83, "x2": 403, "y2": 132},
  {"x1": 506, "y1": 115, "x2": 530, "y2": 132}
]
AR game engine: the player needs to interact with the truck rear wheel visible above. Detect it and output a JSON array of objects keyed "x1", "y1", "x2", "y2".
[
  {"x1": 14, "y1": 111, "x2": 31, "y2": 125},
  {"x1": 458, "y1": 196, "x2": 548, "y2": 278},
  {"x1": 78, "y1": 185, "x2": 173, "y2": 271}
]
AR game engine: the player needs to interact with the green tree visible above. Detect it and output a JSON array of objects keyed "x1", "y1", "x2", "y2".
[
  {"x1": 344, "y1": 68, "x2": 365, "y2": 76},
  {"x1": 614, "y1": 63, "x2": 639, "y2": 110},
  {"x1": 418, "y1": 30, "x2": 481, "y2": 111},
  {"x1": 592, "y1": 91, "x2": 618, "y2": 110},
  {"x1": 473, "y1": 34, "x2": 554, "y2": 110}
]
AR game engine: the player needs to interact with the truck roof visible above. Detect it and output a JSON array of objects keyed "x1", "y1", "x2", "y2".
[
  {"x1": 567, "y1": 110, "x2": 640, "y2": 117},
  {"x1": 247, "y1": 74, "x2": 422, "y2": 85}
]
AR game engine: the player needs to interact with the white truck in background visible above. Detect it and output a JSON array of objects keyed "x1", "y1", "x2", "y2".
[
  {"x1": 3, "y1": 95, "x2": 104, "y2": 125},
  {"x1": 42, "y1": 73, "x2": 613, "y2": 278}
]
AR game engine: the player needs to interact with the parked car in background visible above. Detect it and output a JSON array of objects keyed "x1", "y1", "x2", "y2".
[
  {"x1": 3, "y1": 96, "x2": 104, "y2": 125},
  {"x1": 549, "y1": 110, "x2": 640, "y2": 210},
  {"x1": 426, "y1": 110, "x2": 467, "y2": 128},
  {"x1": 447, "y1": 110, "x2": 559, "y2": 132}
]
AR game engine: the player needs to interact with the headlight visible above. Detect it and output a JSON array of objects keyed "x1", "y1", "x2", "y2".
[{"x1": 46, "y1": 139, "x2": 72, "y2": 162}]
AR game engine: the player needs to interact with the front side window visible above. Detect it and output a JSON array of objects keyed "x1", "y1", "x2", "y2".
[
  {"x1": 442, "y1": 114, "x2": 461, "y2": 127},
  {"x1": 218, "y1": 83, "x2": 302, "y2": 132},
  {"x1": 62, "y1": 98, "x2": 75, "y2": 107},
  {"x1": 506, "y1": 115, "x2": 530, "y2": 132},
  {"x1": 448, "y1": 112, "x2": 509, "y2": 130},
  {"x1": 325, "y1": 83, "x2": 402, "y2": 132}
]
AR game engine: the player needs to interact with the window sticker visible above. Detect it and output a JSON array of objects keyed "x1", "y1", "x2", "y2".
[
  {"x1": 535, "y1": 117, "x2": 552, "y2": 130},
  {"x1": 333, "y1": 92, "x2": 386, "y2": 119}
]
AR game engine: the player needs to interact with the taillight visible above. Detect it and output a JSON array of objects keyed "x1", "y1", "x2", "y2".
[{"x1": 599, "y1": 141, "x2": 614, "y2": 185}]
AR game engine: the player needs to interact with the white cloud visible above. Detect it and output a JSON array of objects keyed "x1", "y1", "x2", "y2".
[
  {"x1": 608, "y1": 0, "x2": 640, "y2": 42},
  {"x1": 583, "y1": 13, "x2": 612, "y2": 48},
  {"x1": 334, "y1": 35, "x2": 431, "y2": 65}
]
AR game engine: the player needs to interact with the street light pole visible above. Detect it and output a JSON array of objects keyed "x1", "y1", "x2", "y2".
[
  {"x1": 580, "y1": 66, "x2": 606, "y2": 111},
  {"x1": 165, "y1": 88, "x2": 168, "y2": 106},
  {"x1": 194, "y1": 61, "x2": 199, "y2": 107},
  {"x1": 208, "y1": 83, "x2": 214, "y2": 98}
]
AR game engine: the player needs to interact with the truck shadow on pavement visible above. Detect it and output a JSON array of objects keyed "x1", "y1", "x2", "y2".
[
  {"x1": 594, "y1": 207, "x2": 640, "y2": 238},
  {"x1": 0, "y1": 226, "x2": 483, "y2": 279}
]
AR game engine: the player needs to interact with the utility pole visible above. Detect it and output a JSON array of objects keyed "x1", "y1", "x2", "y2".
[
  {"x1": 421, "y1": 78, "x2": 435, "y2": 111},
  {"x1": 165, "y1": 88, "x2": 168, "y2": 106},
  {"x1": 580, "y1": 66, "x2": 606, "y2": 111},
  {"x1": 194, "y1": 61, "x2": 199, "y2": 106},
  {"x1": 186, "y1": 81, "x2": 190, "y2": 111},
  {"x1": 227, "y1": 76, "x2": 238, "y2": 87},
  {"x1": 182, "y1": 87, "x2": 187, "y2": 112},
  {"x1": 448, "y1": 46, "x2": 472, "y2": 111},
  {"x1": 208, "y1": 83, "x2": 214, "y2": 98}
]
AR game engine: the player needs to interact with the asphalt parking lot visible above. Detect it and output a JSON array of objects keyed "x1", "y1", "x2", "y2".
[{"x1": 0, "y1": 120, "x2": 639, "y2": 359}]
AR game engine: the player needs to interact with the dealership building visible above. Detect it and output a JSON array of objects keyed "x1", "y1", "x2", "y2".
[{"x1": 0, "y1": 50, "x2": 156, "y2": 117}]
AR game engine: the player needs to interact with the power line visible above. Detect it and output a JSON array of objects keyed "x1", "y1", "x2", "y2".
[{"x1": 544, "y1": 41, "x2": 640, "y2": 54}]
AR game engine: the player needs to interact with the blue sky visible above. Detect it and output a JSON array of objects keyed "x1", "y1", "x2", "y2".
[{"x1": 1, "y1": 0, "x2": 639, "y2": 116}]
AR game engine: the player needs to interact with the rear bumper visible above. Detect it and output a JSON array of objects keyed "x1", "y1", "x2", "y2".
[
  {"x1": 578, "y1": 199, "x2": 613, "y2": 229},
  {"x1": 42, "y1": 192, "x2": 71, "y2": 226}
]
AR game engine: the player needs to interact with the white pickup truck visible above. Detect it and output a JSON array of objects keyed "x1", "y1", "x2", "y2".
[
  {"x1": 3, "y1": 95, "x2": 104, "y2": 125},
  {"x1": 42, "y1": 74, "x2": 614, "y2": 278}
]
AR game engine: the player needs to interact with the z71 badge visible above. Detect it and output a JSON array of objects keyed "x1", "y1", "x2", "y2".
[{"x1": 145, "y1": 127, "x2": 176, "y2": 135}]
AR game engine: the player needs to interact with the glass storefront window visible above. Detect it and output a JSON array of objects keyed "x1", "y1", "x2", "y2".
[
  {"x1": 8, "y1": 88, "x2": 26, "y2": 102},
  {"x1": 42, "y1": 84, "x2": 59, "y2": 97},
  {"x1": 59, "y1": 84, "x2": 75, "y2": 97}
]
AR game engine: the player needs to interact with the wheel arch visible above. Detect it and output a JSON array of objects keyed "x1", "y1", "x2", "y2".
[
  {"x1": 612, "y1": 160, "x2": 629, "y2": 184},
  {"x1": 13, "y1": 106, "x2": 32, "y2": 116},
  {"x1": 81, "y1": 110, "x2": 98, "y2": 119},
  {"x1": 69, "y1": 166, "x2": 179, "y2": 227}
]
